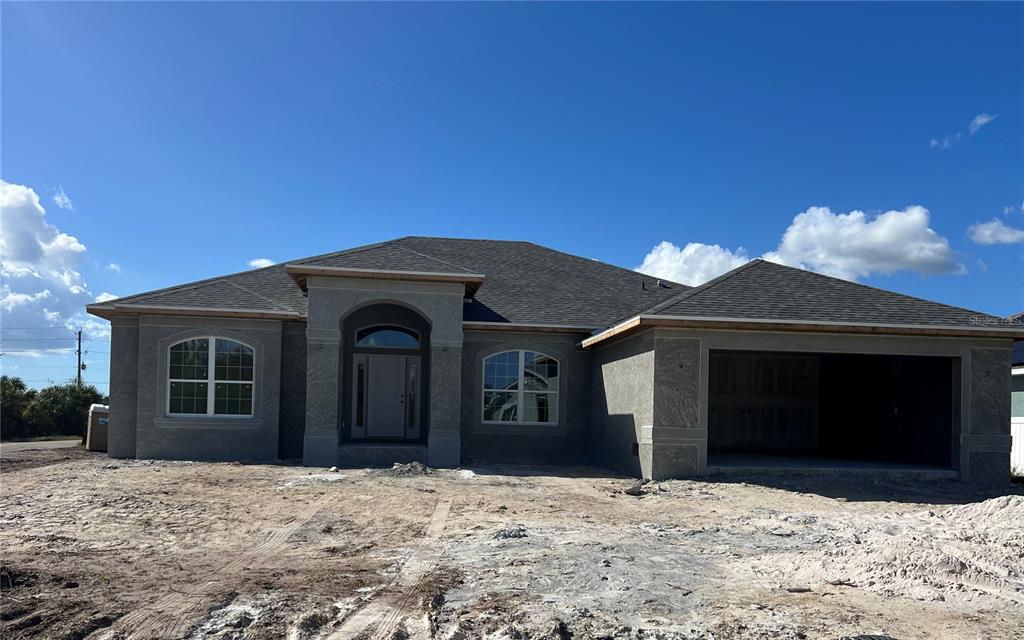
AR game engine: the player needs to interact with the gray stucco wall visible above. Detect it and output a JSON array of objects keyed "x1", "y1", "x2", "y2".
[
  {"x1": 460, "y1": 330, "x2": 591, "y2": 465},
  {"x1": 132, "y1": 316, "x2": 283, "y2": 462},
  {"x1": 963, "y1": 346, "x2": 1013, "y2": 483},
  {"x1": 278, "y1": 321, "x2": 307, "y2": 460},
  {"x1": 108, "y1": 318, "x2": 140, "y2": 458},
  {"x1": 302, "y1": 276, "x2": 465, "y2": 467},
  {"x1": 589, "y1": 330, "x2": 655, "y2": 477},
  {"x1": 638, "y1": 328, "x2": 1014, "y2": 484}
]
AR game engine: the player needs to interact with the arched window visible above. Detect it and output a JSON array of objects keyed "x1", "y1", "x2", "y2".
[
  {"x1": 167, "y1": 337, "x2": 254, "y2": 417},
  {"x1": 482, "y1": 350, "x2": 559, "y2": 425},
  {"x1": 355, "y1": 325, "x2": 420, "y2": 349}
]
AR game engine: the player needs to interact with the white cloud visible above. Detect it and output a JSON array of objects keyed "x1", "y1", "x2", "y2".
[
  {"x1": 52, "y1": 186, "x2": 74, "y2": 211},
  {"x1": 94, "y1": 292, "x2": 119, "y2": 303},
  {"x1": 929, "y1": 133, "x2": 961, "y2": 150},
  {"x1": 1005, "y1": 206, "x2": 1015, "y2": 215},
  {"x1": 636, "y1": 241, "x2": 749, "y2": 286},
  {"x1": 764, "y1": 206, "x2": 962, "y2": 280},
  {"x1": 638, "y1": 205, "x2": 963, "y2": 286},
  {"x1": 930, "y1": 113, "x2": 997, "y2": 150},
  {"x1": 107, "y1": 262, "x2": 121, "y2": 273},
  {"x1": 968, "y1": 113, "x2": 996, "y2": 135},
  {"x1": 248, "y1": 257, "x2": 275, "y2": 268},
  {"x1": 967, "y1": 218, "x2": 1024, "y2": 245},
  {"x1": 0, "y1": 180, "x2": 109, "y2": 352}
]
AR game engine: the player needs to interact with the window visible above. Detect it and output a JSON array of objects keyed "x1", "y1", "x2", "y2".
[
  {"x1": 482, "y1": 350, "x2": 559, "y2": 424},
  {"x1": 355, "y1": 325, "x2": 420, "y2": 349},
  {"x1": 168, "y1": 337, "x2": 254, "y2": 417}
]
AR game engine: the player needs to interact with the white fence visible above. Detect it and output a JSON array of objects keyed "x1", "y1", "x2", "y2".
[{"x1": 1013, "y1": 419, "x2": 1024, "y2": 479}]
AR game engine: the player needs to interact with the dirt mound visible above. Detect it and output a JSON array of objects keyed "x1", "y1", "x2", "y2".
[
  {"x1": 743, "y1": 495, "x2": 1024, "y2": 605},
  {"x1": 941, "y1": 495, "x2": 1024, "y2": 529},
  {"x1": 381, "y1": 461, "x2": 436, "y2": 477},
  {"x1": 492, "y1": 525, "x2": 528, "y2": 540}
]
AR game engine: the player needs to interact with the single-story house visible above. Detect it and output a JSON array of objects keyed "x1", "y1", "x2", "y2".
[
  {"x1": 1012, "y1": 333, "x2": 1024, "y2": 478},
  {"x1": 86, "y1": 237, "x2": 1021, "y2": 484}
]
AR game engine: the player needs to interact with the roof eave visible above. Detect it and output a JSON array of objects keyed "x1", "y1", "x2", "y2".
[
  {"x1": 86, "y1": 303, "x2": 303, "y2": 321},
  {"x1": 462, "y1": 321, "x2": 597, "y2": 334},
  {"x1": 285, "y1": 264, "x2": 485, "y2": 297},
  {"x1": 581, "y1": 314, "x2": 1024, "y2": 348}
]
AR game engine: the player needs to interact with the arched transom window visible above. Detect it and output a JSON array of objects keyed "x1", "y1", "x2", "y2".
[
  {"x1": 355, "y1": 325, "x2": 420, "y2": 349},
  {"x1": 167, "y1": 337, "x2": 254, "y2": 416},
  {"x1": 482, "y1": 350, "x2": 559, "y2": 425}
]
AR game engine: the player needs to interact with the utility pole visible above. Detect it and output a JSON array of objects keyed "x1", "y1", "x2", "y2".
[{"x1": 76, "y1": 329, "x2": 83, "y2": 386}]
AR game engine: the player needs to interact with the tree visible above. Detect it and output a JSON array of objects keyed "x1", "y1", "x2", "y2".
[
  {"x1": 1, "y1": 376, "x2": 37, "y2": 440},
  {"x1": 23, "y1": 382, "x2": 105, "y2": 440}
]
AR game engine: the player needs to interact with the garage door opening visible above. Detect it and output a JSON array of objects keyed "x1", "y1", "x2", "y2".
[{"x1": 707, "y1": 350, "x2": 959, "y2": 472}]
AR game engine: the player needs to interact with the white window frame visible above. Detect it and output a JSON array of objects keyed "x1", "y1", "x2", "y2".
[
  {"x1": 166, "y1": 336, "x2": 255, "y2": 418},
  {"x1": 481, "y1": 350, "x2": 559, "y2": 426}
]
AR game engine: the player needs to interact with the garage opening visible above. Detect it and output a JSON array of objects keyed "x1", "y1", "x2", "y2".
[{"x1": 707, "y1": 350, "x2": 959, "y2": 471}]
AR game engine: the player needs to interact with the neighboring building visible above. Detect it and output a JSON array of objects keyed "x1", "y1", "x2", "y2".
[
  {"x1": 1012, "y1": 327, "x2": 1024, "y2": 479},
  {"x1": 86, "y1": 237, "x2": 1021, "y2": 484}
]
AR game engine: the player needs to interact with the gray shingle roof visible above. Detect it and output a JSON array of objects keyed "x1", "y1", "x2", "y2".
[
  {"x1": 292, "y1": 241, "x2": 478, "y2": 274},
  {"x1": 95, "y1": 241, "x2": 1007, "y2": 332},
  {"x1": 645, "y1": 259, "x2": 1003, "y2": 327},
  {"x1": 96, "y1": 237, "x2": 686, "y2": 327},
  {"x1": 397, "y1": 237, "x2": 683, "y2": 325},
  {"x1": 103, "y1": 263, "x2": 308, "y2": 315}
]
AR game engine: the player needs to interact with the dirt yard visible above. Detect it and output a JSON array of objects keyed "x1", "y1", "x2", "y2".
[{"x1": 1, "y1": 446, "x2": 1022, "y2": 640}]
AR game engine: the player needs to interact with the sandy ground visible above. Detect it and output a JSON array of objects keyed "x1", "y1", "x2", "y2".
[{"x1": 1, "y1": 447, "x2": 1022, "y2": 640}]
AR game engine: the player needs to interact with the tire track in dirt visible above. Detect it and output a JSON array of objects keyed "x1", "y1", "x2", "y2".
[
  {"x1": 108, "y1": 492, "x2": 334, "y2": 639},
  {"x1": 328, "y1": 498, "x2": 452, "y2": 640}
]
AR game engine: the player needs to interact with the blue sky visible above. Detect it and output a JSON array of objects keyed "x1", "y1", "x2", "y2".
[{"x1": 1, "y1": 2, "x2": 1022, "y2": 390}]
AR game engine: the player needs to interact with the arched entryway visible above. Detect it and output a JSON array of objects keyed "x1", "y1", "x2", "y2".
[{"x1": 341, "y1": 303, "x2": 430, "y2": 442}]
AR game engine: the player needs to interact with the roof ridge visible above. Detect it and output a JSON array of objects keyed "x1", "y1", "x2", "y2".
[
  {"x1": 288, "y1": 239, "x2": 399, "y2": 266},
  {"x1": 756, "y1": 259, "x2": 1002, "y2": 320},
  {"x1": 636, "y1": 259, "x2": 765, "y2": 317},
  {"x1": 225, "y1": 281, "x2": 296, "y2": 313}
]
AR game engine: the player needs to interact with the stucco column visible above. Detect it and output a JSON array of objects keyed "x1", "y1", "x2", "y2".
[
  {"x1": 961, "y1": 346, "x2": 1012, "y2": 485},
  {"x1": 640, "y1": 334, "x2": 706, "y2": 480},
  {"x1": 302, "y1": 327, "x2": 341, "y2": 467},
  {"x1": 428, "y1": 330, "x2": 463, "y2": 467}
]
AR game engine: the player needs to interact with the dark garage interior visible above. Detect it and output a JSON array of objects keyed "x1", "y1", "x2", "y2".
[{"x1": 708, "y1": 350, "x2": 958, "y2": 470}]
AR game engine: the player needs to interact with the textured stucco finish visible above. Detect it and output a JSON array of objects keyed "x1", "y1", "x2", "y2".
[
  {"x1": 460, "y1": 331, "x2": 591, "y2": 465},
  {"x1": 591, "y1": 328, "x2": 1012, "y2": 484},
  {"x1": 107, "y1": 318, "x2": 140, "y2": 458},
  {"x1": 968, "y1": 347, "x2": 1012, "y2": 436},
  {"x1": 278, "y1": 322, "x2": 307, "y2": 460},
  {"x1": 104, "y1": 289, "x2": 1014, "y2": 485},
  {"x1": 301, "y1": 276, "x2": 464, "y2": 467},
  {"x1": 653, "y1": 336, "x2": 701, "y2": 428},
  {"x1": 133, "y1": 316, "x2": 283, "y2": 462},
  {"x1": 590, "y1": 331, "x2": 654, "y2": 477},
  {"x1": 967, "y1": 451, "x2": 1013, "y2": 486},
  {"x1": 428, "y1": 345, "x2": 462, "y2": 466}
]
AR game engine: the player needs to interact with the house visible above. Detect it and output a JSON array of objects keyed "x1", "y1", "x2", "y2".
[
  {"x1": 1012, "y1": 328, "x2": 1024, "y2": 478},
  {"x1": 86, "y1": 237, "x2": 1021, "y2": 484}
]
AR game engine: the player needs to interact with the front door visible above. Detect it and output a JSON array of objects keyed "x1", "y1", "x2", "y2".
[{"x1": 366, "y1": 355, "x2": 407, "y2": 438}]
